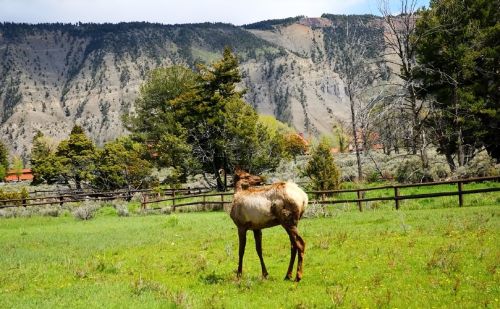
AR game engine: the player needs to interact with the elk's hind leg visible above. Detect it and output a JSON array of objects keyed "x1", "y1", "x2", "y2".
[
  {"x1": 284, "y1": 225, "x2": 305, "y2": 282},
  {"x1": 284, "y1": 230, "x2": 297, "y2": 280},
  {"x1": 253, "y1": 229, "x2": 268, "y2": 279}
]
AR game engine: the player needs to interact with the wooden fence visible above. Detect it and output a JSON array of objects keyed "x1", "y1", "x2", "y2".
[
  {"x1": 307, "y1": 175, "x2": 500, "y2": 211},
  {"x1": 0, "y1": 176, "x2": 499, "y2": 210},
  {"x1": 140, "y1": 176, "x2": 500, "y2": 211},
  {"x1": 0, "y1": 186, "x2": 212, "y2": 209}
]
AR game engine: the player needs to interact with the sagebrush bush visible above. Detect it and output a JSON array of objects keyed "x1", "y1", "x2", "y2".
[
  {"x1": 396, "y1": 158, "x2": 433, "y2": 183},
  {"x1": 72, "y1": 201, "x2": 99, "y2": 220},
  {"x1": 303, "y1": 202, "x2": 332, "y2": 218},
  {"x1": 112, "y1": 200, "x2": 130, "y2": 217},
  {"x1": 0, "y1": 208, "x2": 11, "y2": 218},
  {"x1": 160, "y1": 207, "x2": 172, "y2": 215},
  {"x1": 40, "y1": 207, "x2": 60, "y2": 217},
  {"x1": 130, "y1": 192, "x2": 143, "y2": 203},
  {"x1": 452, "y1": 151, "x2": 499, "y2": 179}
]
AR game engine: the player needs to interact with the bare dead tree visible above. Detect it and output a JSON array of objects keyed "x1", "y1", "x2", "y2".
[
  {"x1": 331, "y1": 16, "x2": 384, "y2": 181},
  {"x1": 378, "y1": 0, "x2": 430, "y2": 167}
]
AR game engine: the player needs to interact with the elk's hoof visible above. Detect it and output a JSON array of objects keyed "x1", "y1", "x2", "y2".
[
  {"x1": 294, "y1": 276, "x2": 302, "y2": 282},
  {"x1": 262, "y1": 272, "x2": 269, "y2": 279},
  {"x1": 284, "y1": 274, "x2": 293, "y2": 281}
]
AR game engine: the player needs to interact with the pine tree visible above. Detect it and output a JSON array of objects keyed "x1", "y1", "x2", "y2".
[
  {"x1": 0, "y1": 140, "x2": 8, "y2": 180},
  {"x1": 92, "y1": 137, "x2": 154, "y2": 191},
  {"x1": 303, "y1": 139, "x2": 341, "y2": 191},
  {"x1": 30, "y1": 131, "x2": 62, "y2": 185},
  {"x1": 128, "y1": 48, "x2": 288, "y2": 190},
  {"x1": 124, "y1": 65, "x2": 197, "y2": 179},
  {"x1": 415, "y1": 0, "x2": 500, "y2": 166},
  {"x1": 56, "y1": 125, "x2": 97, "y2": 189}
]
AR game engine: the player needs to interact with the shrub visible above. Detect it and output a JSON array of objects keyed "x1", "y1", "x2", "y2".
[
  {"x1": 303, "y1": 202, "x2": 332, "y2": 218},
  {"x1": 72, "y1": 201, "x2": 99, "y2": 220},
  {"x1": 17, "y1": 208, "x2": 34, "y2": 218},
  {"x1": 40, "y1": 207, "x2": 60, "y2": 217},
  {"x1": 452, "y1": 151, "x2": 499, "y2": 179},
  {"x1": 130, "y1": 192, "x2": 143, "y2": 203},
  {"x1": 0, "y1": 188, "x2": 30, "y2": 206},
  {"x1": 160, "y1": 207, "x2": 172, "y2": 215},
  {"x1": 113, "y1": 200, "x2": 130, "y2": 217},
  {"x1": 395, "y1": 158, "x2": 432, "y2": 183},
  {"x1": 365, "y1": 169, "x2": 381, "y2": 183},
  {"x1": 0, "y1": 208, "x2": 12, "y2": 218}
]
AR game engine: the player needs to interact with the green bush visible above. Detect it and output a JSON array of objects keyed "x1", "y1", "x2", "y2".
[
  {"x1": 395, "y1": 158, "x2": 433, "y2": 183},
  {"x1": 0, "y1": 188, "x2": 30, "y2": 206},
  {"x1": 453, "y1": 151, "x2": 499, "y2": 179}
]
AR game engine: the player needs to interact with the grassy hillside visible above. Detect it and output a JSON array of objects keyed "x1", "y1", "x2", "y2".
[{"x1": 0, "y1": 202, "x2": 498, "y2": 308}]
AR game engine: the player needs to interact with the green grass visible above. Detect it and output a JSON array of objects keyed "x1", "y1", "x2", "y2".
[{"x1": 1, "y1": 201, "x2": 499, "y2": 308}]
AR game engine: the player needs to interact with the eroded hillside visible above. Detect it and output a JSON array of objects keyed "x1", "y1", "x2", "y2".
[{"x1": 0, "y1": 16, "x2": 386, "y2": 160}]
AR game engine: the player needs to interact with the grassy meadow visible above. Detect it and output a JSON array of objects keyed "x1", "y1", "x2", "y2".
[{"x1": 0, "y1": 195, "x2": 499, "y2": 308}]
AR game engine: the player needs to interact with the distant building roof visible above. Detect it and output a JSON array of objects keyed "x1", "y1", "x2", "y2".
[{"x1": 4, "y1": 168, "x2": 33, "y2": 182}]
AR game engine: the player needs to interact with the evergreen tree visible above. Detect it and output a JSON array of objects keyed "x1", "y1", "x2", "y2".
[
  {"x1": 125, "y1": 65, "x2": 197, "y2": 180},
  {"x1": 172, "y1": 46, "x2": 247, "y2": 190},
  {"x1": 56, "y1": 125, "x2": 97, "y2": 189},
  {"x1": 92, "y1": 137, "x2": 154, "y2": 191},
  {"x1": 0, "y1": 140, "x2": 8, "y2": 180},
  {"x1": 128, "y1": 47, "x2": 288, "y2": 190},
  {"x1": 30, "y1": 131, "x2": 63, "y2": 185},
  {"x1": 415, "y1": 0, "x2": 500, "y2": 166},
  {"x1": 303, "y1": 139, "x2": 341, "y2": 191},
  {"x1": 31, "y1": 131, "x2": 51, "y2": 184}
]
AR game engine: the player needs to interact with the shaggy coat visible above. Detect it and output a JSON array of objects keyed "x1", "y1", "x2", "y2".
[{"x1": 231, "y1": 182, "x2": 308, "y2": 229}]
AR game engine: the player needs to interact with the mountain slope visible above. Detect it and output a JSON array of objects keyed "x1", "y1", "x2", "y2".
[{"x1": 0, "y1": 16, "x2": 386, "y2": 160}]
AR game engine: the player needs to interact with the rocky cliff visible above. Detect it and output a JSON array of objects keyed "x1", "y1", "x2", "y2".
[{"x1": 0, "y1": 15, "x2": 387, "y2": 160}]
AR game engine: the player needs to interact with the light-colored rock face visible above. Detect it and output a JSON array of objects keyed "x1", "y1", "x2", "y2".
[{"x1": 0, "y1": 17, "x2": 386, "y2": 161}]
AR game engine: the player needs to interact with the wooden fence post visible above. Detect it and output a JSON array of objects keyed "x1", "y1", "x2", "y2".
[
  {"x1": 203, "y1": 194, "x2": 206, "y2": 208},
  {"x1": 141, "y1": 194, "x2": 147, "y2": 210},
  {"x1": 356, "y1": 189, "x2": 363, "y2": 212},
  {"x1": 458, "y1": 181, "x2": 463, "y2": 207},
  {"x1": 59, "y1": 195, "x2": 64, "y2": 207},
  {"x1": 394, "y1": 186, "x2": 400, "y2": 210},
  {"x1": 172, "y1": 189, "x2": 176, "y2": 211},
  {"x1": 221, "y1": 193, "x2": 224, "y2": 206}
]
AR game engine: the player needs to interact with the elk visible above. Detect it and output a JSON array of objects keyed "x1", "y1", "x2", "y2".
[{"x1": 229, "y1": 169, "x2": 308, "y2": 282}]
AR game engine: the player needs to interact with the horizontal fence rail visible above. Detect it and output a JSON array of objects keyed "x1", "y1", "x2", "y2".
[
  {"x1": 0, "y1": 176, "x2": 498, "y2": 211},
  {"x1": 306, "y1": 176, "x2": 500, "y2": 211}
]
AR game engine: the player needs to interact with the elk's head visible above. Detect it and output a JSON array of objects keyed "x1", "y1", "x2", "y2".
[{"x1": 233, "y1": 168, "x2": 264, "y2": 190}]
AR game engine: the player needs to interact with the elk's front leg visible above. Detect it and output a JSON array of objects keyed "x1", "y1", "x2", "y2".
[
  {"x1": 237, "y1": 227, "x2": 247, "y2": 278},
  {"x1": 253, "y1": 229, "x2": 268, "y2": 279}
]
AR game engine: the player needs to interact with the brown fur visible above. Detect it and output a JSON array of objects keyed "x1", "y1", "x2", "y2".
[{"x1": 229, "y1": 169, "x2": 308, "y2": 282}]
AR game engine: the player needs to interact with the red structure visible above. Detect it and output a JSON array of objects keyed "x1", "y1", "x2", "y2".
[{"x1": 4, "y1": 168, "x2": 33, "y2": 182}]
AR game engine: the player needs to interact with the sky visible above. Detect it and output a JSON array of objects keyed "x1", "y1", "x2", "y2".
[{"x1": 0, "y1": 0, "x2": 430, "y2": 25}]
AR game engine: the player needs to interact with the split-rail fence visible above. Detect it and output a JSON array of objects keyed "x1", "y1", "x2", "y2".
[{"x1": 0, "y1": 176, "x2": 498, "y2": 211}]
